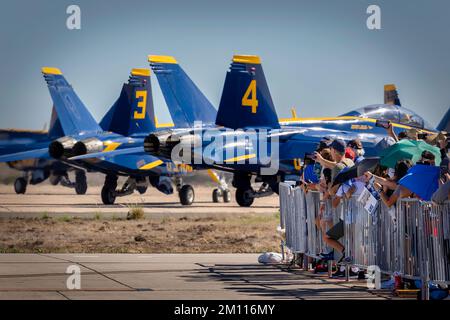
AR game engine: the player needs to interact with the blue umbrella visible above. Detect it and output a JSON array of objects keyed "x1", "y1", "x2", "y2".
[{"x1": 398, "y1": 164, "x2": 440, "y2": 201}]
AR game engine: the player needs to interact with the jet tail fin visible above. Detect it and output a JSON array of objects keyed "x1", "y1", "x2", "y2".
[
  {"x1": 384, "y1": 84, "x2": 401, "y2": 106},
  {"x1": 100, "y1": 68, "x2": 156, "y2": 136},
  {"x1": 437, "y1": 107, "x2": 450, "y2": 132},
  {"x1": 149, "y1": 55, "x2": 217, "y2": 128},
  {"x1": 47, "y1": 106, "x2": 64, "y2": 138},
  {"x1": 42, "y1": 67, "x2": 102, "y2": 136},
  {"x1": 215, "y1": 55, "x2": 280, "y2": 129}
]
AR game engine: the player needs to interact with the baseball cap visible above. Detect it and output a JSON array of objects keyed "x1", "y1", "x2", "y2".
[
  {"x1": 329, "y1": 139, "x2": 346, "y2": 154},
  {"x1": 316, "y1": 136, "x2": 332, "y2": 151}
]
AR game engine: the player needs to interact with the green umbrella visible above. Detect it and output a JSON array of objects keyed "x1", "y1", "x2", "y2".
[{"x1": 379, "y1": 139, "x2": 441, "y2": 168}]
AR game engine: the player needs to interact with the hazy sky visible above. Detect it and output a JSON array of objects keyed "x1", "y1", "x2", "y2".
[{"x1": 0, "y1": 0, "x2": 449, "y2": 130}]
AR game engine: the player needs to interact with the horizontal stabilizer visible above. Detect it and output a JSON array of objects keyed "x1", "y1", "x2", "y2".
[
  {"x1": 109, "y1": 154, "x2": 165, "y2": 172},
  {"x1": 69, "y1": 146, "x2": 144, "y2": 160}
]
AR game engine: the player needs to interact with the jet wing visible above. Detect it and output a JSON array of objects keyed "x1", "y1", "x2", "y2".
[
  {"x1": 0, "y1": 148, "x2": 50, "y2": 162},
  {"x1": 104, "y1": 153, "x2": 166, "y2": 173},
  {"x1": 68, "y1": 147, "x2": 167, "y2": 174},
  {"x1": 68, "y1": 146, "x2": 144, "y2": 160}
]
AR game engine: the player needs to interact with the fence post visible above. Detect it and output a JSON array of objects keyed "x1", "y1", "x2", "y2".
[{"x1": 421, "y1": 261, "x2": 430, "y2": 300}]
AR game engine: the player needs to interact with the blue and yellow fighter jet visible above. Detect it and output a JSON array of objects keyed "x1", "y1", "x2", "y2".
[
  {"x1": 41, "y1": 64, "x2": 227, "y2": 205},
  {"x1": 68, "y1": 56, "x2": 231, "y2": 204},
  {"x1": 279, "y1": 84, "x2": 437, "y2": 136},
  {"x1": 138, "y1": 54, "x2": 449, "y2": 206},
  {"x1": 0, "y1": 74, "x2": 89, "y2": 195},
  {"x1": 0, "y1": 65, "x2": 227, "y2": 205},
  {"x1": 0, "y1": 130, "x2": 86, "y2": 195}
]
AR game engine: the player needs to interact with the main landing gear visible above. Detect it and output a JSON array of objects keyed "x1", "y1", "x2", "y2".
[
  {"x1": 101, "y1": 175, "x2": 149, "y2": 205},
  {"x1": 59, "y1": 170, "x2": 88, "y2": 195},
  {"x1": 14, "y1": 170, "x2": 87, "y2": 195},
  {"x1": 100, "y1": 175, "x2": 196, "y2": 206},
  {"x1": 232, "y1": 172, "x2": 277, "y2": 207},
  {"x1": 75, "y1": 170, "x2": 88, "y2": 195},
  {"x1": 14, "y1": 177, "x2": 27, "y2": 194},
  {"x1": 175, "y1": 177, "x2": 195, "y2": 206}
]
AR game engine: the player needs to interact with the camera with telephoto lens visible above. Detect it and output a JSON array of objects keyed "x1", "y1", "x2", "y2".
[
  {"x1": 375, "y1": 119, "x2": 391, "y2": 129},
  {"x1": 417, "y1": 133, "x2": 427, "y2": 140},
  {"x1": 304, "y1": 152, "x2": 316, "y2": 165}
]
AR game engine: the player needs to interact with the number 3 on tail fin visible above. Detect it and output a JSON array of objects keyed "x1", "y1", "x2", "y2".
[
  {"x1": 242, "y1": 80, "x2": 258, "y2": 114},
  {"x1": 133, "y1": 90, "x2": 147, "y2": 119}
]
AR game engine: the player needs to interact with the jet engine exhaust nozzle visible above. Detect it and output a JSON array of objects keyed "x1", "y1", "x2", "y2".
[
  {"x1": 72, "y1": 138, "x2": 103, "y2": 156},
  {"x1": 48, "y1": 136, "x2": 77, "y2": 159}
]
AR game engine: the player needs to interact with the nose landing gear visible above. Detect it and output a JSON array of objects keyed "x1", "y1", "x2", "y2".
[{"x1": 212, "y1": 188, "x2": 231, "y2": 203}]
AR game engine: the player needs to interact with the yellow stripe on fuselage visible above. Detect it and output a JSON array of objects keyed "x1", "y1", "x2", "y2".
[
  {"x1": 224, "y1": 154, "x2": 256, "y2": 163},
  {"x1": 103, "y1": 142, "x2": 121, "y2": 152},
  {"x1": 139, "y1": 160, "x2": 164, "y2": 170},
  {"x1": 278, "y1": 116, "x2": 435, "y2": 134}
]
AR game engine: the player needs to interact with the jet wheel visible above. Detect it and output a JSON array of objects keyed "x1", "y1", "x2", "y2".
[
  {"x1": 75, "y1": 171, "x2": 88, "y2": 195},
  {"x1": 179, "y1": 185, "x2": 195, "y2": 206},
  {"x1": 223, "y1": 190, "x2": 231, "y2": 203},
  {"x1": 101, "y1": 185, "x2": 116, "y2": 205},
  {"x1": 212, "y1": 188, "x2": 221, "y2": 203},
  {"x1": 14, "y1": 177, "x2": 27, "y2": 194},
  {"x1": 137, "y1": 186, "x2": 148, "y2": 194},
  {"x1": 49, "y1": 175, "x2": 61, "y2": 186},
  {"x1": 235, "y1": 187, "x2": 254, "y2": 207}
]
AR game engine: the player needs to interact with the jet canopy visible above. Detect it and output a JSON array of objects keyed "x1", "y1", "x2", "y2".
[{"x1": 341, "y1": 104, "x2": 434, "y2": 131}]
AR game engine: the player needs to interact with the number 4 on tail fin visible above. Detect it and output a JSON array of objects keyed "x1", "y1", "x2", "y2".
[
  {"x1": 215, "y1": 55, "x2": 280, "y2": 129},
  {"x1": 242, "y1": 80, "x2": 258, "y2": 113}
]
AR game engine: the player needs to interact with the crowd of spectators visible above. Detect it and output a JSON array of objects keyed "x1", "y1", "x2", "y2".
[{"x1": 299, "y1": 121, "x2": 449, "y2": 277}]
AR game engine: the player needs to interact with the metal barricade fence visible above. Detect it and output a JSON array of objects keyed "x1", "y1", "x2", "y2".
[
  {"x1": 279, "y1": 183, "x2": 450, "y2": 291},
  {"x1": 419, "y1": 201, "x2": 450, "y2": 283},
  {"x1": 304, "y1": 190, "x2": 322, "y2": 258},
  {"x1": 279, "y1": 183, "x2": 308, "y2": 253},
  {"x1": 279, "y1": 182, "x2": 291, "y2": 232},
  {"x1": 305, "y1": 192, "x2": 341, "y2": 259},
  {"x1": 279, "y1": 183, "x2": 339, "y2": 257},
  {"x1": 377, "y1": 203, "x2": 398, "y2": 274}
]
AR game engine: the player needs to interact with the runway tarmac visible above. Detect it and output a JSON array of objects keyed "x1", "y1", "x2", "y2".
[
  {"x1": 0, "y1": 253, "x2": 391, "y2": 300},
  {"x1": 0, "y1": 184, "x2": 394, "y2": 300},
  {"x1": 0, "y1": 185, "x2": 278, "y2": 219}
]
